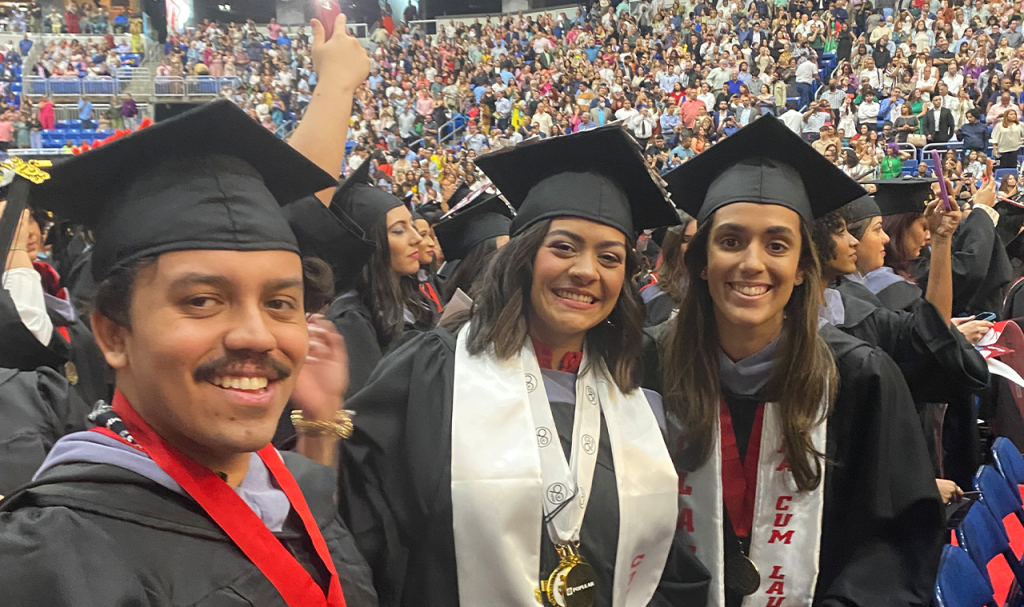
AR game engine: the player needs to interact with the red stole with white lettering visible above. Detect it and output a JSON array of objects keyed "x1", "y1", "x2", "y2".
[{"x1": 676, "y1": 400, "x2": 827, "y2": 607}]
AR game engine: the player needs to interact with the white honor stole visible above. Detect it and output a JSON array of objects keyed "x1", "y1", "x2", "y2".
[
  {"x1": 450, "y1": 328, "x2": 678, "y2": 607},
  {"x1": 677, "y1": 401, "x2": 828, "y2": 607}
]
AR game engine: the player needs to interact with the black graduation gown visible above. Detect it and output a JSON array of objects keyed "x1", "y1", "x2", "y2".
[
  {"x1": 833, "y1": 281, "x2": 989, "y2": 401},
  {"x1": 338, "y1": 327, "x2": 711, "y2": 607},
  {"x1": 813, "y1": 326, "x2": 944, "y2": 606},
  {"x1": 0, "y1": 452, "x2": 378, "y2": 607},
  {"x1": 326, "y1": 294, "x2": 384, "y2": 399},
  {"x1": 0, "y1": 367, "x2": 89, "y2": 496},
  {"x1": 836, "y1": 279, "x2": 989, "y2": 481},
  {"x1": 909, "y1": 210, "x2": 1013, "y2": 316},
  {"x1": 644, "y1": 288, "x2": 676, "y2": 328},
  {"x1": 641, "y1": 326, "x2": 944, "y2": 606}
]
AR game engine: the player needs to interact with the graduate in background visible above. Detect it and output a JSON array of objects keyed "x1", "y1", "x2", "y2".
[
  {"x1": 285, "y1": 160, "x2": 433, "y2": 399},
  {"x1": 869, "y1": 178, "x2": 1013, "y2": 318},
  {"x1": 432, "y1": 191, "x2": 513, "y2": 303},
  {"x1": 811, "y1": 199, "x2": 990, "y2": 500},
  {"x1": 0, "y1": 182, "x2": 89, "y2": 496},
  {"x1": 839, "y1": 180, "x2": 997, "y2": 486},
  {"x1": 660, "y1": 116, "x2": 943, "y2": 607},
  {"x1": 339, "y1": 125, "x2": 711, "y2": 607},
  {"x1": 641, "y1": 210, "x2": 697, "y2": 327},
  {"x1": 0, "y1": 101, "x2": 377, "y2": 607},
  {"x1": 410, "y1": 208, "x2": 443, "y2": 315}
]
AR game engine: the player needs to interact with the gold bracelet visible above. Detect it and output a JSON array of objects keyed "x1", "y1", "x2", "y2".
[
  {"x1": 291, "y1": 409, "x2": 354, "y2": 439},
  {"x1": 8, "y1": 247, "x2": 26, "y2": 251}
]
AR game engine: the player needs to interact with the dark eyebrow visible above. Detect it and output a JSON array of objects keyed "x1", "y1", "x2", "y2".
[
  {"x1": 168, "y1": 273, "x2": 232, "y2": 292},
  {"x1": 265, "y1": 277, "x2": 304, "y2": 292},
  {"x1": 765, "y1": 226, "x2": 798, "y2": 238},
  {"x1": 546, "y1": 229, "x2": 628, "y2": 250}
]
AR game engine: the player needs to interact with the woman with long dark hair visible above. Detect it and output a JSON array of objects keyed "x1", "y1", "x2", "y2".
[
  {"x1": 872, "y1": 178, "x2": 1011, "y2": 318},
  {"x1": 658, "y1": 116, "x2": 942, "y2": 607},
  {"x1": 284, "y1": 161, "x2": 434, "y2": 396},
  {"x1": 339, "y1": 126, "x2": 709, "y2": 607},
  {"x1": 411, "y1": 208, "x2": 443, "y2": 315}
]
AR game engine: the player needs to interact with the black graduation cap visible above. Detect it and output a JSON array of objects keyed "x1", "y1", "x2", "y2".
[
  {"x1": 473, "y1": 124, "x2": 679, "y2": 240},
  {"x1": 1008, "y1": 231, "x2": 1024, "y2": 263},
  {"x1": 284, "y1": 159, "x2": 401, "y2": 292},
  {"x1": 332, "y1": 158, "x2": 406, "y2": 240},
  {"x1": 868, "y1": 178, "x2": 935, "y2": 216},
  {"x1": 663, "y1": 115, "x2": 867, "y2": 225},
  {"x1": 996, "y1": 198, "x2": 1024, "y2": 219},
  {"x1": 445, "y1": 181, "x2": 471, "y2": 210},
  {"x1": 433, "y1": 194, "x2": 514, "y2": 261},
  {"x1": 842, "y1": 195, "x2": 881, "y2": 225},
  {"x1": 29, "y1": 100, "x2": 337, "y2": 282},
  {"x1": 650, "y1": 209, "x2": 692, "y2": 247}
]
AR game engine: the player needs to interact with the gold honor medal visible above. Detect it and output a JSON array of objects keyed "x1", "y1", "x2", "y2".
[{"x1": 542, "y1": 544, "x2": 597, "y2": 607}]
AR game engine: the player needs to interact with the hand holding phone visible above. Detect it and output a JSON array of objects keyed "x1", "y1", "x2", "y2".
[{"x1": 314, "y1": 0, "x2": 342, "y2": 41}]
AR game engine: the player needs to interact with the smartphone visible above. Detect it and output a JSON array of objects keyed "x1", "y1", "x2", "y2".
[
  {"x1": 976, "y1": 312, "x2": 997, "y2": 322},
  {"x1": 314, "y1": 0, "x2": 341, "y2": 41}
]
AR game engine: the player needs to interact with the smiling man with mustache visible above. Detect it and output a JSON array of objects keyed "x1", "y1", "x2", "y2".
[{"x1": 0, "y1": 101, "x2": 377, "y2": 607}]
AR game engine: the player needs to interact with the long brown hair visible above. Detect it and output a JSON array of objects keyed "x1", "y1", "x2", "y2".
[
  {"x1": 660, "y1": 213, "x2": 837, "y2": 492},
  {"x1": 655, "y1": 213, "x2": 694, "y2": 306},
  {"x1": 451, "y1": 219, "x2": 645, "y2": 393},
  {"x1": 881, "y1": 212, "x2": 921, "y2": 280}
]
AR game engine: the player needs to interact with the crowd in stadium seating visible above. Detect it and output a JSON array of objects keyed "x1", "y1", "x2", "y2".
[{"x1": 337, "y1": 0, "x2": 1024, "y2": 206}]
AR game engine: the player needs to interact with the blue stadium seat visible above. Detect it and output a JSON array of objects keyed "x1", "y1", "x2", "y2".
[
  {"x1": 934, "y1": 545, "x2": 998, "y2": 607},
  {"x1": 996, "y1": 169, "x2": 1016, "y2": 185},
  {"x1": 975, "y1": 464, "x2": 1024, "y2": 529},
  {"x1": 993, "y1": 438, "x2": 1024, "y2": 493},
  {"x1": 958, "y1": 483, "x2": 1024, "y2": 586}
]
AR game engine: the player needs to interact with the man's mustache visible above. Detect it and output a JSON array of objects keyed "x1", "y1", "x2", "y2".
[{"x1": 192, "y1": 353, "x2": 292, "y2": 384}]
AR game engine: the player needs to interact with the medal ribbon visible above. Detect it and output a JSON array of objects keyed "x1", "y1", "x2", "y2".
[
  {"x1": 523, "y1": 340, "x2": 602, "y2": 545},
  {"x1": 92, "y1": 391, "x2": 346, "y2": 607},
  {"x1": 718, "y1": 399, "x2": 765, "y2": 539}
]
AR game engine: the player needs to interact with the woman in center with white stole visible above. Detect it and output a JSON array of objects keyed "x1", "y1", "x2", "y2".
[
  {"x1": 657, "y1": 115, "x2": 945, "y2": 607},
  {"x1": 337, "y1": 124, "x2": 711, "y2": 607}
]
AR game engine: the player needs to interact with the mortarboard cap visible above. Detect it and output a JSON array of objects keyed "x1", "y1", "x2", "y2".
[
  {"x1": 996, "y1": 198, "x2": 1024, "y2": 219},
  {"x1": 664, "y1": 115, "x2": 867, "y2": 225},
  {"x1": 433, "y1": 193, "x2": 514, "y2": 261},
  {"x1": 473, "y1": 124, "x2": 679, "y2": 240},
  {"x1": 284, "y1": 159, "x2": 400, "y2": 292},
  {"x1": 332, "y1": 158, "x2": 407, "y2": 239},
  {"x1": 29, "y1": 100, "x2": 337, "y2": 282},
  {"x1": 868, "y1": 178, "x2": 936, "y2": 216},
  {"x1": 445, "y1": 181, "x2": 472, "y2": 210},
  {"x1": 1008, "y1": 231, "x2": 1024, "y2": 263},
  {"x1": 841, "y1": 195, "x2": 881, "y2": 225}
]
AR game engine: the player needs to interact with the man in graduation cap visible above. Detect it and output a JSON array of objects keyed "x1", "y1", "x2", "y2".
[
  {"x1": 658, "y1": 115, "x2": 943, "y2": 607},
  {"x1": 0, "y1": 100, "x2": 377, "y2": 606}
]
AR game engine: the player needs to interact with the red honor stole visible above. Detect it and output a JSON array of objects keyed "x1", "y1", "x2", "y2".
[
  {"x1": 91, "y1": 391, "x2": 347, "y2": 607},
  {"x1": 718, "y1": 399, "x2": 765, "y2": 538},
  {"x1": 419, "y1": 282, "x2": 443, "y2": 313}
]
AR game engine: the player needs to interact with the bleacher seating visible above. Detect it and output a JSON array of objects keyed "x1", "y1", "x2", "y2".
[{"x1": 41, "y1": 121, "x2": 116, "y2": 147}]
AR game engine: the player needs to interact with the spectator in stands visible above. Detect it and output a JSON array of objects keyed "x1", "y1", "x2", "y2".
[
  {"x1": 993, "y1": 109, "x2": 1024, "y2": 168},
  {"x1": 923, "y1": 96, "x2": 956, "y2": 143},
  {"x1": 121, "y1": 92, "x2": 138, "y2": 130},
  {"x1": 37, "y1": 94, "x2": 53, "y2": 131},
  {"x1": 958, "y1": 108, "x2": 989, "y2": 157},
  {"x1": 988, "y1": 90, "x2": 1021, "y2": 125},
  {"x1": 76, "y1": 95, "x2": 93, "y2": 130}
]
